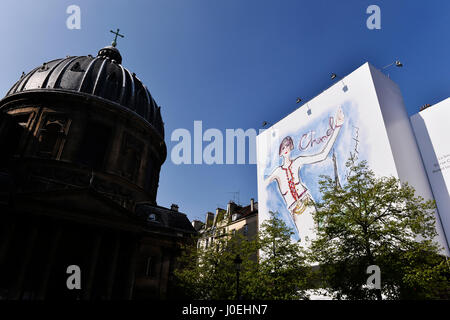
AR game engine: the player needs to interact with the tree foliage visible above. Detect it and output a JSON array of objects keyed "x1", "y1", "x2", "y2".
[
  {"x1": 309, "y1": 157, "x2": 449, "y2": 300},
  {"x1": 173, "y1": 212, "x2": 310, "y2": 300},
  {"x1": 173, "y1": 233, "x2": 257, "y2": 300},
  {"x1": 245, "y1": 211, "x2": 310, "y2": 300}
]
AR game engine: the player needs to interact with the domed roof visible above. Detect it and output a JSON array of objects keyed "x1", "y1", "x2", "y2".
[{"x1": 4, "y1": 45, "x2": 164, "y2": 136}]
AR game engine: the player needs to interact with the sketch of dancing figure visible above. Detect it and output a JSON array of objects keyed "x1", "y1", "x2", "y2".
[{"x1": 264, "y1": 107, "x2": 345, "y2": 242}]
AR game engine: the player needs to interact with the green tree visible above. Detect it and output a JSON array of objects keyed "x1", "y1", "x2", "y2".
[
  {"x1": 309, "y1": 157, "x2": 449, "y2": 300},
  {"x1": 173, "y1": 212, "x2": 310, "y2": 299},
  {"x1": 245, "y1": 211, "x2": 310, "y2": 300},
  {"x1": 173, "y1": 232, "x2": 258, "y2": 300}
]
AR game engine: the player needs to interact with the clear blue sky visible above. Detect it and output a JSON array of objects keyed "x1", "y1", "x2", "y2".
[{"x1": 1, "y1": 0, "x2": 449, "y2": 221}]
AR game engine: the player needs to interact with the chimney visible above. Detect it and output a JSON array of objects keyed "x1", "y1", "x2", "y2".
[
  {"x1": 170, "y1": 204, "x2": 179, "y2": 212},
  {"x1": 191, "y1": 220, "x2": 203, "y2": 231},
  {"x1": 250, "y1": 198, "x2": 255, "y2": 212},
  {"x1": 206, "y1": 212, "x2": 215, "y2": 228},
  {"x1": 227, "y1": 201, "x2": 236, "y2": 215}
]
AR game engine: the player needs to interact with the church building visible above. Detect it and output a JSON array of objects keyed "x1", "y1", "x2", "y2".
[{"x1": 0, "y1": 38, "x2": 196, "y2": 300}]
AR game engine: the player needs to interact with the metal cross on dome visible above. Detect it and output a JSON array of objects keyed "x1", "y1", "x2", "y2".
[{"x1": 110, "y1": 28, "x2": 124, "y2": 47}]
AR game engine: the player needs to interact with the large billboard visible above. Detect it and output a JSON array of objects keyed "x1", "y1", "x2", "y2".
[
  {"x1": 256, "y1": 63, "x2": 449, "y2": 254},
  {"x1": 411, "y1": 98, "x2": 450, "y2": 253}
]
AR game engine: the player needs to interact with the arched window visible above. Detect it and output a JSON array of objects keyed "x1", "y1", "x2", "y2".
[
  {"x1": 13, "y1": 113, "x2": 32, "y2": 128},
  {"x1": 38, "y1": 115, "x2": 71, "y2": 159}
]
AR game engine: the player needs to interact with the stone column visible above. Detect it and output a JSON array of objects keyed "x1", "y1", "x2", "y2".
[
  {"x1": 9, "y1": 224, "x2": 39, "y2": 300},
  {"x1": 105, "y1": 121, "x2": 124, "y2": 173},
  {"x1": 37, "y1": 226, "x2": 62, "y2": 300},
  {"x1": 0, "y1": 220, "x2": 15, "y2": 269},
  {"x1": 137, "y1": 144, "x2": 149, "y2": 188},
  {"x1": 105, "y1": 233, "x2": 121, "y2": 299},
  {"x1": 124, "y1": 237, "x2": 139, "y2": 300},
  {"x1": 159, "y1": 251, "x2": 171, "y2": 299},
  {"x1": 82, "y1": 232, "x2": 102, "y2": 300},
  {"x1": 23, "y1": 106, "x2": 43, "y2": 157}
]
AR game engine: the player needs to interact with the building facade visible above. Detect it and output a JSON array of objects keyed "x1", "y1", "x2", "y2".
[
  {"x1": 196, "y1": 199, "x2": 258, "y2": 251},
  {"x1": 0, "y1": 43, "x2": 196, "y2": 300},
  {"x1": 411, "y1": 98, "x2": 450, "y2": 254},
  {"x1": 256, "y1": 62, "x2": 449, "y2": 255}
]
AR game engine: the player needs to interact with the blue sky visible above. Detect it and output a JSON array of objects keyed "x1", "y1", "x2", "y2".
[{"x1": 1, "y1": 0, "x2": 449, "y2": 222}]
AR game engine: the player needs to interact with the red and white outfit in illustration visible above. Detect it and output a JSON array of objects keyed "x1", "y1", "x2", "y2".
[{"x1": 265, "y1": 108, "x2": 345, "y2": 243}]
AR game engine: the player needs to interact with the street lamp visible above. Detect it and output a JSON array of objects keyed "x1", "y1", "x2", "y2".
[
  {"x1": 381, "y1": 60, "x2": 403, "y2": 78},
  {"x1": 233, "y1": 254, "x2": 243, "y2": 300},
  {"x1": 382, "y1": 60, "x2": 403, "y2": 69},
  {"x1": 330, "y1": 72, "x2": 348, "y2": 92}
]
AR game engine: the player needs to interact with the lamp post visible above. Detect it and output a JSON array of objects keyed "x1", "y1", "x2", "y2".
[
  {"x1": 382, "y1": 60, "x2": 403, "y2": 69},
  {"x1": 233, "y1": 254, "x2": 242, "y2": 300},
  {"x1": 381, "y1": 60, "x2": 403, "y2": 78}
]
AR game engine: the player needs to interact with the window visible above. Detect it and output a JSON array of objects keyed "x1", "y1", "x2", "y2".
[
  {"x1": 243, "y1": 224, "x2": 249, "y2": 236},
  {"x1": 38, "y1": 114, "x2": 71, "y2": 159},
  {"x1": 0, "y1": 113, "x2": 24, "y2": 161},
  {"x1": 123, "y1": 148, "x2": 139, "y2": 179},
  {"x1": 77, "y1": 121, "x2": 112, "y2": 170},
  {"x1": 13, "y1": 113, "x2": 32, "y2": 128},
  {"x1": 147, "y1": 213, "x2": 156, "y2": 222},
  {"x1": 70, "y1": 61, "x2": 84, "y2": 72},
  {"x1": 120, "y1": 133, "x2": 143, "y2": 182},
  {"x1": 145, "y1": 256, "x2": 156, "y2": 278}
]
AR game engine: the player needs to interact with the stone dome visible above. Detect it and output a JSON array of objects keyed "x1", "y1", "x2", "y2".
[{"x1": 4, "y1": 45, "x2": 164, "y2": 136}]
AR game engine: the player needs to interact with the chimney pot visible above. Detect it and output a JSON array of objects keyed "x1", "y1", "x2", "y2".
[{"x1": 206, "y1": 212, "x2": 215, "y2": 227}]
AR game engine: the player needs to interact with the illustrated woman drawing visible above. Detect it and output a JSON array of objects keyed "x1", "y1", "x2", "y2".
[{"x1": 265, "y1": 107, "x2": 345, "y2": 242}]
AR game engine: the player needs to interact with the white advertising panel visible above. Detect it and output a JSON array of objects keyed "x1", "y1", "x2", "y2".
[
  {"x1": 257, "y1": 63, "x2": 449, "y2": 254},
  {"x1": 257, "y1": 63, "x2": 396, "y2": 246},
  {"x1": 411, "y1": 98, "x2": 450, "y2": 253}
]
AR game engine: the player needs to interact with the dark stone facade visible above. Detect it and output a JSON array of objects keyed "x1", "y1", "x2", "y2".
[{"x1": 0, "y1": 45, "x2": 196, "y2": 300}]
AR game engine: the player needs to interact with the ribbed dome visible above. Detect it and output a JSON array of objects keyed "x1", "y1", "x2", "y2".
[{"x1": 4, "y1": 46, "x2": 164, "y2": 136}]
